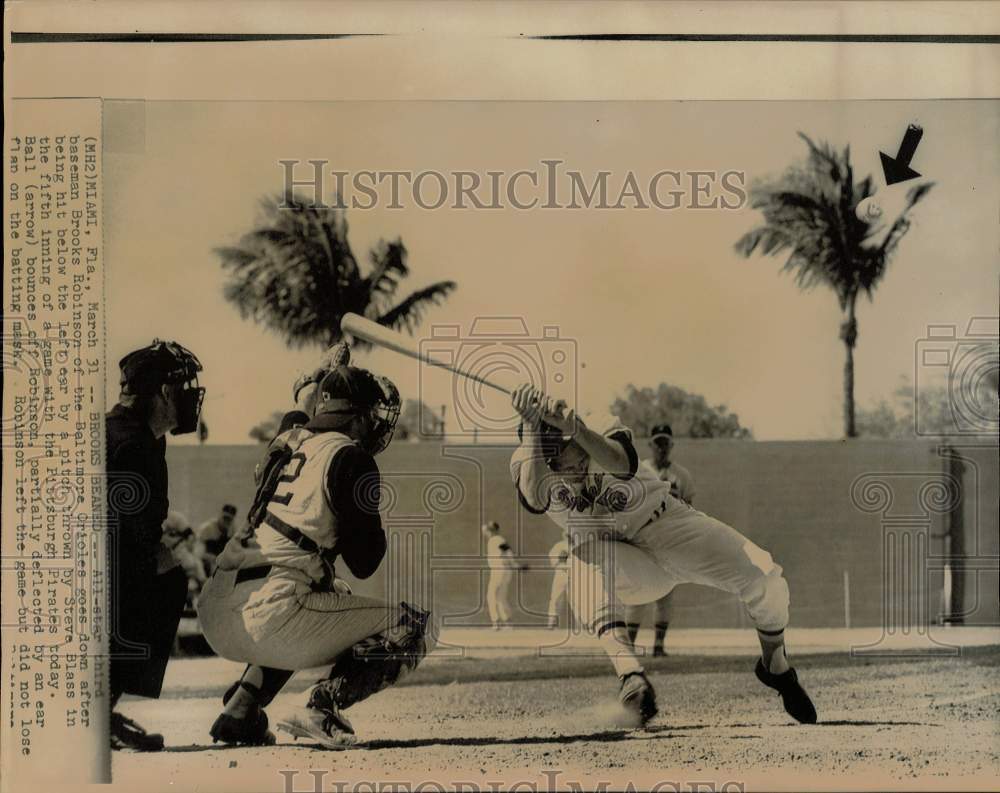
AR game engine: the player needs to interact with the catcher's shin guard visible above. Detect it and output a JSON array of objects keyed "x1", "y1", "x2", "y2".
[{"x1": 309, "y1": 602, "x2": 432, "y2": 711}]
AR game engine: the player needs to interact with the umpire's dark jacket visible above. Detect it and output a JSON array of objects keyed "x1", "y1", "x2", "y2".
[{"x1": 106, "y1": 403, "x2": 187, "y2": 699}]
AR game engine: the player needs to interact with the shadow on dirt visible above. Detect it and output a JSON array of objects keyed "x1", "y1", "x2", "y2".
[{"x1": 158, "y1": 718, "x2": 939, "y2": 753}]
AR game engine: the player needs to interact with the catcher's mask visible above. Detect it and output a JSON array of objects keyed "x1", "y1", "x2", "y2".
[
  {"x1": 314, "y1": 365, "x2": 401, "y2": 455},
  {"x1": 119, "y1": 339, "x2": 205, "y2": 435}
]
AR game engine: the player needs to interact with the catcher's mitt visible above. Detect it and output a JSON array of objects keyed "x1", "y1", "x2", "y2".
[{"x1": 292, "y1": 341, "x2": 352, "y2": 405}]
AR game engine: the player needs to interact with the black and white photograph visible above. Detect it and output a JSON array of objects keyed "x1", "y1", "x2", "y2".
[{"x1": 3, "y1": 3, "x2": 999, "y2": 792}]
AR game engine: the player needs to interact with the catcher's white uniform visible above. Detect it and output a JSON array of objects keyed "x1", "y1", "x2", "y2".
[
  {"x1": 511, "y1": 415, "x2": 789, "y2": 637},
  {"x1": 199, "y1": 425, "x2": 404, "y2": 670}
]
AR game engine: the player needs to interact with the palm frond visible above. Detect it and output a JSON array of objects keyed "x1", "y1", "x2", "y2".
[
  {"x1": 376, "y1": 281, "x2": 458, "y2": 334},
  {"x1": 903, "y1": 181, "x2": 935, "y2": 212},
  {"x1": 363, "y1": 239, "x2": 411, "y2": 314},
  {"x1": 216, "y1": 196, "x2": 455, "y2": 349},
  {"x1": 736, "y1": 132, "x2": 933, "y2": 310}
]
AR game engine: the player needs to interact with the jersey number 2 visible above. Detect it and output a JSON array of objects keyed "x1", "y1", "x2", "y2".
[{"x1": 270, "y1": 452, "x2": 307, "y2": 506}]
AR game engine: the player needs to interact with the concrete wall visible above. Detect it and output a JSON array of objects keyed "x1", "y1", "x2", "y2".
[{"x1": 167, "y1": 439, "x2": 999, "y2": 630}]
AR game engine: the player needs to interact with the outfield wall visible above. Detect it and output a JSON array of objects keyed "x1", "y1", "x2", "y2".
[{"x1": 166, "y1": 439, "x2": 999, "y2": 631}]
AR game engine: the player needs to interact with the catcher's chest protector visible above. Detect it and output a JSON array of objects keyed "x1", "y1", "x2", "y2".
[{"x1": 263, "y1": 431, "x2": 358, "y2": 552}]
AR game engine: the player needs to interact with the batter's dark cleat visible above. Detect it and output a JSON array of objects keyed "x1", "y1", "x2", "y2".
[
  {"x1": 652, "y1": 647, "x2": 668, "y2": 658},
  {"x1": 755, "y1": 659, "x2": 818, "y2": 724},
  {"x1": 619, "y1": 671, "x2": 658, "y2": 725},
  {"x1": 110, "y1": 712, "x2": 165, "y2": 752},
  {"x1": 277, "y1": 705, "x2": 356, "y2": 750},
  {"x1": 210, "y1": 708, "x2": 275, "y2": 746}
]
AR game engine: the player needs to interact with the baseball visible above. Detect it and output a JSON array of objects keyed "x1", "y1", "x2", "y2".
[{"x1": 855, "y1": 196, "x2": 883, "y2": 222}]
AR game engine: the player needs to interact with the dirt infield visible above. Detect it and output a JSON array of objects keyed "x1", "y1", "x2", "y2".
[{"x1": 112, "y1": 645, "x2": 1000, "y2": 792}]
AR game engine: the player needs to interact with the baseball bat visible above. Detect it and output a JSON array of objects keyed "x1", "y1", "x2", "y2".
[{"x1": 340, "y1": 313, "x2": 512, "y2": 396}]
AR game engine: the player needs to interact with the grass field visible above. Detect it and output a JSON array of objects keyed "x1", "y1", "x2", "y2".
[{"x1": 112, "y1": 639, "x2": 1000, "y2": 792}]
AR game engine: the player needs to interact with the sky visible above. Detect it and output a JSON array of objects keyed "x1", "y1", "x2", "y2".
[{"x1": 103, "y1": 99, "x2": 999, "y2": 444}]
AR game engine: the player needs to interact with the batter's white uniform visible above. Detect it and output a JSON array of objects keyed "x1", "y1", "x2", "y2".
[
  {"x1": 485, "y1": 533, "x2": 519, "y2": 626},
  {"x1": 546, "y1": 540, "x2": 571, "y2": 624},
  {"x1": 511, "y1": 416, "x2": 789, "y2": 636}
]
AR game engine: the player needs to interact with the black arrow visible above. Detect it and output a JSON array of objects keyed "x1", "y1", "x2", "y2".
[{"x1": 880, "y1": 124, "x2": 924, "y2": 185}]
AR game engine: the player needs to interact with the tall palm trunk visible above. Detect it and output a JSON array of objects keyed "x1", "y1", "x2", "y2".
[{"x1": 840, "y1": 295, "x2": 858, "y2": 438}]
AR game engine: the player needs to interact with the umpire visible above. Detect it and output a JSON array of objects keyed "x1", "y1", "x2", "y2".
[{"x1": 106, "y1": 339, "x2": 205, "y2": 751}]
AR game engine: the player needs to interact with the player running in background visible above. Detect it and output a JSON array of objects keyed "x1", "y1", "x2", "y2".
[
  {"x1": 198, "y1": 346, "x2": 435, "y2": 750},
  {"x1": 509, "y1": 384, "x2": 816, "y2": 727},
  {"x1": 625, "y1": 423, "x2": 695, "y2": 656},
  {"x1": 483, "y1": 521, "x2": 521, "y2": 630}
]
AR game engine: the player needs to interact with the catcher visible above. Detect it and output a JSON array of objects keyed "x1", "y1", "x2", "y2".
[{"x1": 198, "y1": 345, "x2": 434, "y2": 749}]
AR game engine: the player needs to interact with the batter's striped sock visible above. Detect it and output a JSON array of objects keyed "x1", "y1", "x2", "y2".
[
  {"x1": 598, "y1": 620, "x2": 643, "y2": 677},
  {"x1": 757, "y1": 627, "x2": 790, "y2": 675}
]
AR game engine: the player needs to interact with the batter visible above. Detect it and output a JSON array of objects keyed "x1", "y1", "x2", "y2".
[{"x1": 509, "y1": 384, "x2": 817, "y2": 726}]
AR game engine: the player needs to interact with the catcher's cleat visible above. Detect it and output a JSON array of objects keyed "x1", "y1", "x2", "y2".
[
  {"x1": 277, "y1": 705, "x2": 356, "y2": 750},
  {"x1": 210, "y1": 679, "x2": 276, "y2": 746},
  {"x1": 210, "y1": 709, "x2": 275, "y2": 746},
  {"x1": 110, "y1": 712, "x2": 165, "y2": 752},
  {"x1": 619, "y1": 671, "x2": 658, "y2": 725},
  {"x1": 754, "y1": 659, "x2": 818, "y2": 724}
]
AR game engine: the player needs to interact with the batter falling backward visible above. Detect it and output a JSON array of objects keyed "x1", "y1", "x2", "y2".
[
  {"x1": 198, "y1": 345, "x2": 434, "y2": 749},
  {"x1": 509, "y1": 384, "x2": 818, "y2": 726}
]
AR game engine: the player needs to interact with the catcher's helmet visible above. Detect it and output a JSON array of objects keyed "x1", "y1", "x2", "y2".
[{"x1": 315, "y1": 365, "x2": 401, "y2": 455}]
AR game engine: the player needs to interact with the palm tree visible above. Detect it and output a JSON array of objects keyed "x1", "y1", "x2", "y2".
[
  {"x1": 735, "y1": 133, "x2": 933, "y2": 437},
  {"x1": 215, "y1": 194, "x2": 457, "y2": 349}
]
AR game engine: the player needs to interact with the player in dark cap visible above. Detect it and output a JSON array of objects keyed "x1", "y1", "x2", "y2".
[
  {"x1": 196, "y1": 503, "x2": 239, "y2": 572},
  {"x1": 625, "y1": 423, "x2": 696, "y2": 656},
  {"x1": 105, "y1": 339, "x2": 205, "y2": 750}
]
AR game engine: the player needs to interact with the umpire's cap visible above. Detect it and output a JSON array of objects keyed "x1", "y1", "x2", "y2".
[
  {"x1": 650, "y1": 423, "x2": 673, "y2": 440},
  {"x1": 120, "y1": 339, "x2": 202, "y2": 395}
]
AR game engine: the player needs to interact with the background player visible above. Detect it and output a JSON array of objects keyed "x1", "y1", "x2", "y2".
[
  {"x1": 160, "y1": 511, "x2": 209, "y2": 607},
  {"x1": 198, "y1": 351, "x2": 435, "y2": 750},
  {"x1": 625, "y1": 423, "x2": 695, "y2": 655},
  {"x1": 509, "y1": 384, "x2": 817, "y2": 727},
  {"x1": 196, "y1": 504, "x2": 238, "y2": 574},
  {"x1": 482, "y1": 521, "x2": 521, "y2": 630}
]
